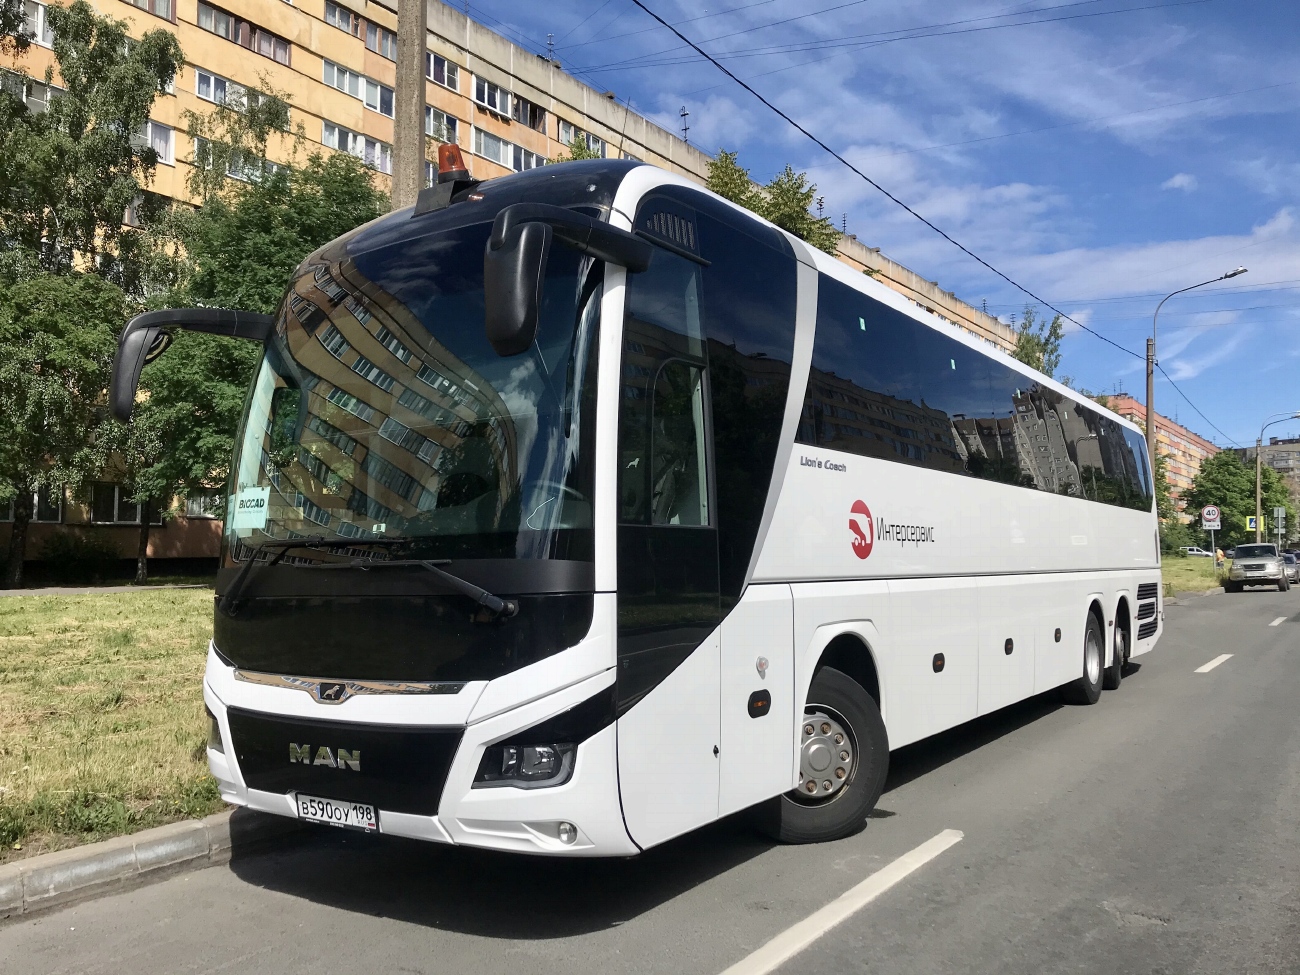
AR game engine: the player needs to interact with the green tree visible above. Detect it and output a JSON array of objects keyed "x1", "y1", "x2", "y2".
[
  {"x1": 1182, "y1": 450, "x2": 1294, "y2": 548},
  {"x1": 0, "y1": 274, "x2": 124, "y2": 587},
  {"x1": 705, "y1": 151, "x2": 841, "y2": 254},
  {"x1": 760, "y1": 164, "x2": 841, "y2": 254},
  {"x1": 1, "y1": 0, "x2": 32, "y2": 57},
  {"x1": 1011, "y1": 305, "x2": 1064, "y2": 378},
  {"x1": 705, "y1": 149, "x2": 760, "y2": 211},
  {"x1": 0, "y1": 0, "x2": 184, "y2": 286}
]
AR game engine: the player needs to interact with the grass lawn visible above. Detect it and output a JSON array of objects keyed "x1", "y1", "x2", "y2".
[
  {"x1": 1161, "y1": 556, "x2": 1224, "y2": 595},
  {"x1": 0, "y1": 588, "x2": 223, "y2": 862}
]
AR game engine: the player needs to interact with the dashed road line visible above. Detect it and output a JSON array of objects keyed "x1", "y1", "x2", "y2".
[
  {"x1": 1195, "y1": 654, "x2": 1233, "y2": 673},
  {"x1": 1269, "y1": 617, "x2": 1288, "y2": 627},
  {"x1": 717, "y1": 829, "x2": 964, "y2": 975}
]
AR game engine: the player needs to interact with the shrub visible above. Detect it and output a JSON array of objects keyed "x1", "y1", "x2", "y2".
[{"x1": 39, "y1": 530, "x2": 123, "y2": 584}]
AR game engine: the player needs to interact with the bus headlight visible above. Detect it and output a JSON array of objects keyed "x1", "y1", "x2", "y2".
[{"x1": 474, "y1": 743, "x2": 575, "y2": 789}]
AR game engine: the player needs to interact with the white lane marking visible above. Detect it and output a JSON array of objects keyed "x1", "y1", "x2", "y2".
[
  {"x1": 717, "y1": 829, "x2": 964, "y2": 975},
  {"x1": 1196, "y1": 654, "x2": 1233, "y2": 673},
  {"x1": 1270, "y1": 617, "x2": 1287, "y2": 627}
]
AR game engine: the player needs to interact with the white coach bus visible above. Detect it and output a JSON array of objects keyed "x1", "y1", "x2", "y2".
[{"x1": 111, "y1": 154, "x2": 1162, "y2": 856}]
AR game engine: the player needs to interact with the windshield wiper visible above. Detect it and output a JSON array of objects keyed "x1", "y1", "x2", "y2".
[
  {"x1": 329, "y1": 556, "x2": 520, "y2": 618},
  {"x1": 218, "y1": 535, "x2": 415, "y2": 616}
]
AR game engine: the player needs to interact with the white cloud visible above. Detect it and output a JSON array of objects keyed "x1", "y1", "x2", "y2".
[{"x1": 1161, "y1": 173, "x2": 1198, "y2": 192}]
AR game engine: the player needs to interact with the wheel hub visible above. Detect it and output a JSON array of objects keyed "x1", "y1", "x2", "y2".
[
  {"x1": 1086, "y1": 631, "x2": 1102, "y2": 684},
  {"x1": 799, "y1": 711, "x2": 853, "y2": 800}
]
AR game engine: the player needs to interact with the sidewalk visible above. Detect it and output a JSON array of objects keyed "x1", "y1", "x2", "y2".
[{"x1": 0, "y1": 808, "x2": 304, "y2": 921}]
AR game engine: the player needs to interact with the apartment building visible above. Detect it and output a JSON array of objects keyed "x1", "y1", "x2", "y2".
[
  {"x1": 5, "y1": 0, "x2": 1014, "y2": 568},
  {"x1": 1106, "y1": 395, "x2": 1219, "y2": 516}
]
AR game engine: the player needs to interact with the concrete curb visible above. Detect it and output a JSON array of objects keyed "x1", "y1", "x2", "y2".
[{"x1": 0, "y1": 808, "x2": 304, "y2": 921}]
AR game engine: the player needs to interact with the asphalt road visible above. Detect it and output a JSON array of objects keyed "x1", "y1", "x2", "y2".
[{"x1": 4, "y1": 587, "x2": 1299, "y2": 975}]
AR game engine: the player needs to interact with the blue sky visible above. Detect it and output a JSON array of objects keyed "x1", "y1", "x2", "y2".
[{"x1": 466, "y1": 0, "x2": 1300, "y2": 448}]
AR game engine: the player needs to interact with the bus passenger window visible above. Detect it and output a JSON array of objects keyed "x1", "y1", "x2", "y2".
[{"x1": 650, "y1": 361, "x2": 709, "y2": 526}]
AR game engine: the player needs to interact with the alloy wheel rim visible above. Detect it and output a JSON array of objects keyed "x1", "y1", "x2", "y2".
[{"x1": 1086, "y1": 630, "x2": 1102, "y2": 684}]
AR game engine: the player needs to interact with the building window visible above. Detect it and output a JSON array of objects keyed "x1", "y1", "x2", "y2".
[
  {"x1": 0, "y1": 485, "x2": 64, "y2": 523},
  {"x1": 137, "y1": 120, "x2": 173, "y2": 164},
  {"x1": 364, "y1": 78, "x2": 394, "y2": 117},
  {"x1": 322, "y1": 60, "x2": 362, "y2": 98},
  {"x1": 196, "y1": 68, "x2": 239, "y2": 106},
  {"x1": 473, "y1": 127, "x2": 543, "y2": 172},
  {"x1": 424, "y1": 106, "x2": 457, "y2": 143},
  {"x1": 121, "y1": 0, "x2": 174, "y2": 21},
  {"x1": 375, "y1": 326, "x2": 412, "y2": 363},
  {"x1": 473, "y1": 76, "x2": 511, "y2": 115},
  {"x1": 193, "y1": 136, "x2": 284, "y2": 182},
  {"x1": 90, "y1": 483, "x2": 162, "y2": 525},
  {"x1": 351, "y1": 355, "x2": 395, "y2": 391},
  {"x1": 197, "y1": 2, "x2": 290, "y2": 65},
  {"x1": 365, "y1": 22, "x2": 396, "y2": 60},
  {"x1": 427, "y1": 53, "x2": 458, "y2": 91},
  {"x1": 23, "y1": 1, "x2": 54, "y2": 47},
  {"x1": 511, "y1": 94, "x2": 546, "y2": 133},
  {"x1": 323, "y1": 0, "x2": 361, "y2": 35},
  {"x1": 326, "y1": 387, "x2": 375, "y2": 422},
  {"x1": 185, "y1": 489, "x2": 224, "y2": 518},
  {"x1": 557, "y1": 119, "x2": 605, "y2": 158},
  {"x1": 324, "y1": 122, "x2": 392, "y2": 175}
]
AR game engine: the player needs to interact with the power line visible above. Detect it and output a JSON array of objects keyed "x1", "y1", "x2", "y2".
[
  {"x1": 555, "y1": 0, "x2": 616, "y2": 46},
  {"x1": 558, "y1": 0, "x2": 781, "y2": 52},
  {"x1": 625, "y1": 0, "x2": 1143, "y2": 363},
  {"x1": 587, "y1": 0, "x2": 1209, "y2": 73},
  {"x1": 1157, "y1": 364, "x2": 1241, "y2": 446}
]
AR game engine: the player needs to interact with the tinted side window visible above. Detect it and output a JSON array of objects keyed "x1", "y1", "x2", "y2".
[{"x1": 800, "y1": 274, "x2": 1152, "y2": 511}]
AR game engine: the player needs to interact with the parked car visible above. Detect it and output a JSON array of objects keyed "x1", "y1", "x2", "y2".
[
  {"x1": 1226, "y1": 543, "x2": 1289, "y2": 592},
  {"x1": 1284, "y1": 554, "x2": 1300, "y2": 584},
  {"x1": 1179, "y1": 546, "x2": 1214, "y2": 558}
]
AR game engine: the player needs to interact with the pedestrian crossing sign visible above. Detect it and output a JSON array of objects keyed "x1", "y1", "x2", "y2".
[{"x1": 1247, "y1": 516, "x2": 1260, "y2": 531}]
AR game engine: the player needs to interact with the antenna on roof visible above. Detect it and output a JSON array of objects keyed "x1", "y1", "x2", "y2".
[
  {"x1": 816, "y1": 196, "x2": 824, "y2": 218},
  {"x1": 679, "y1": 106, "x2": 690, "y2": 142},
  {"x1": 547, "y1": 33, "x2": 554, "y2": 60},
  {"x1": 841, "y1": 213, "x2": 847, "y2": 233}
]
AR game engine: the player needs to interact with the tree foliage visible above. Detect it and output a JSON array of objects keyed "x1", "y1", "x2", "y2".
[
  {"x1": 706, "y1": 150, "x2": 841, "y2": 254},
  {"x1": 1182, "y1": 450, "x2": 1295, "y2": 548},
  {"x1": 0, "y1": 274, "x2": 124, "y2": 586},
  {"x1": 1, "y1": 0, "x2": 32, "y2": 57},
  {"x1": 0, "y1": 0, "x2": 183, "y2": 286},
  {"x1": 1011, "y1": 305, "x2": 1064, "y2": 379}
]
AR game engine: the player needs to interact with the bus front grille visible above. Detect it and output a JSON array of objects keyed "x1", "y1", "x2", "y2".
[{"x1": 227, "y1": 707, "x2": 462, "y2": 816}]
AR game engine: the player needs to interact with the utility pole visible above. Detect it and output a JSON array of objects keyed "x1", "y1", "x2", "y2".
[{"x1": 392, "y1": 0, "x2": 427, "y2": 210}]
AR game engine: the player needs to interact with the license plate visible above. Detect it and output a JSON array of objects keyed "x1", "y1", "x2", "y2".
[
  {"x1": 295, "y1": 793, "x2": 378, "y2": 832},
  {"x1": 1246, "y1": 572, "x2": 1263, "y2": 578}
]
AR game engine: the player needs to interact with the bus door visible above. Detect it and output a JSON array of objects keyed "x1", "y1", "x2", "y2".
[{"x1": 614, "y1": 248, "x2": 723, "y2": 849}]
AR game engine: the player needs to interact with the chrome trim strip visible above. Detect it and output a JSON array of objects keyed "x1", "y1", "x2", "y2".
[{"x1": 234, "y1": 670, "x2": 466, "y2": 704}]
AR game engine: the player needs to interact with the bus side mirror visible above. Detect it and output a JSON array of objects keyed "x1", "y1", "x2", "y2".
[
  {"x1": 110, "y1": 308, "x2": 275, "y2": 422},
  {"x1": 484, "y1": 220, "x2": 552, "y2": 357}
]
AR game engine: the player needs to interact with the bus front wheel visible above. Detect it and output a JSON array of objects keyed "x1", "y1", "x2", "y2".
[
  {"x1": 753, "y1": 666, "x2": 888, "y2": 844},
  {"x1": 1061, "y1": 613, "x2": 1104, "y2": 705}
]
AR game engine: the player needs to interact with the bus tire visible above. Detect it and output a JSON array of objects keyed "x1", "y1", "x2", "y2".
[
  {"x1": 1061, "y1": 612, "x2": 1104, "y2": 705},
  {"x1": 1103, "y1": 624, "x2": 1125, "y2": 690},
  {"x1": 753, "y1": 666, "x2": 888, "y2": 845}
]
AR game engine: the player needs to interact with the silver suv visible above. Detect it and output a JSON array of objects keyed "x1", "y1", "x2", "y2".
[{"x1": 1226, "y1": 543, "x2": 1290, "y2": 592}]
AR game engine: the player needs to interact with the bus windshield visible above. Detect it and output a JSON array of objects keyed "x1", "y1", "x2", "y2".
[{"x1": 226, "y1": 220, "x2": 602, "y2": 563}]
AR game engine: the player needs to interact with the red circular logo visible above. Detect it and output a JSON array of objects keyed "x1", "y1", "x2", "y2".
[{"x1": 849, "y1": 500, "x2": 874, "y2": 559}]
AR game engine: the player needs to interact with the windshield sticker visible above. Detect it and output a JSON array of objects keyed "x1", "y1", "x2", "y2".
[{"x1": 229, "y1": 487, "x2": 270, "y2": 533}]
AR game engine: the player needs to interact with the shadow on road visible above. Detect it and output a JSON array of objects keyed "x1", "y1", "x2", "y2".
[
  {"x1": 227, "y1": 809, "x2": 773, "y2": 938},
  {"x1": 883, "y1": 692, "x2": 1065, "y2": 795}
]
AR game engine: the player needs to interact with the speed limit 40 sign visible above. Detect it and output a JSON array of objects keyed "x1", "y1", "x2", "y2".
[{"x1": 1202, "y1": 505, "x2": 1221, "y2": 530}]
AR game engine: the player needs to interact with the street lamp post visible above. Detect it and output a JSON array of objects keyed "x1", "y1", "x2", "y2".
[
  {"x1": 1148, "y1": 267, "x2": 1248, "y2": 472},
  {"x1": 1255, "y1": 412, "x2": 1300, "y2": 541}
]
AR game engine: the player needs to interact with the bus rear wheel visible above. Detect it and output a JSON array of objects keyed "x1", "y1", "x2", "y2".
[
  {"x1": 1102, "y1": 624, "x2": 1125, "y2": 690},
  {"x1": 754, "y1": 666, "x2": 888, "y2": 844},
  {"x1": 1061, "y1": 613, "x2": 1104, "y2": 705}
]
